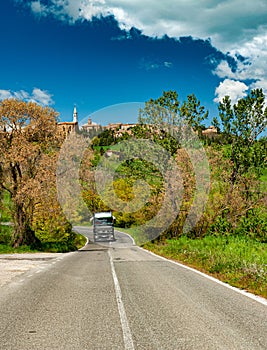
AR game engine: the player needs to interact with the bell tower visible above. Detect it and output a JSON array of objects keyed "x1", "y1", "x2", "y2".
[{"x1": 73, "y1": 105, "x2": 78, "y2": 123}]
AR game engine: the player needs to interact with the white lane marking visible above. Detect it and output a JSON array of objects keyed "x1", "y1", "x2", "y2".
[
  {"x1": 105, "y1": 228, "x2": 267, "y2": 306},
  {"x1": 108, "y1": 250, "x2": 135, "y2": 350},
  {"x1": 115, "y1": 230, "x2": 136, "y2": 245},
  {"x1": 139, "y1": 247, "x2": 267, "y2": 307}
]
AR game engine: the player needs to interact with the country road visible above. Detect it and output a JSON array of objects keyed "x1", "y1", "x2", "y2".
[{"x1": 0, "y1": 227, "x2": 266, "y2": 350}]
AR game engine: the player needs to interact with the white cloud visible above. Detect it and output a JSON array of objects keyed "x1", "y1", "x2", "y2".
[
  {"x1": 214, "y1": 79, "x2": 249, "y2": 104},
  {"x1": 163, "y1": 61, "x2": 173, "y2": 68},
  {"x1": 26, "y1": 1, "x2": 267, "y2": 49},
  {"x1": 25, "y1": 0, "x2": 267, "y2": 101},
  {"x1": 213, "y1": 61, "x2": 236, "y2": 80},
  {"x1": 0, "y1": 88, "x2": 54, "y2": 106},
  {"x1": 139, "y1": 58, "x2": 173, "y2": 71},
  {"x1": 31, "y1": 88, "x2": 54, "y2": 105},
  {"x1": 250, "y1": 79, "x2": 267, "y2": 93},
  {"x1": 30, "y1": 1, "x2": 49, "y2": 16},
  {"x1": 0, "y1": 90, "x2": 13, "y2": 100},
  {"x1": 212, "y1": 33, "x2": 267, "y2": 101},
  {"x1": 13, "y1": 90, "x2": 30, "y2": 100}
]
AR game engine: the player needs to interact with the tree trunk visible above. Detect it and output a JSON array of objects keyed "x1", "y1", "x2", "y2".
[{"x1": 12, "y1": 204, "x2": 40, "y2": 248}]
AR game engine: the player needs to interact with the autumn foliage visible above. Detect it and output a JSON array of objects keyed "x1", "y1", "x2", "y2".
[
  {"x1": 0, "y1": 89, "x2": 266, "y2": 249},
  {"x1": 0, "y1": 99, "x2": 73, "y2": 248}
]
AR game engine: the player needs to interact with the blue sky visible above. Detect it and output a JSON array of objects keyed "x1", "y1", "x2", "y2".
[{"x1": 1, "y1": 0, "x2": 267, "y2": 127}]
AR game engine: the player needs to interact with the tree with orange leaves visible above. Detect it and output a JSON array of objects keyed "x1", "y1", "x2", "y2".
[{"x1": 0, "y1": 99, "x2": 62, "y2": 247}]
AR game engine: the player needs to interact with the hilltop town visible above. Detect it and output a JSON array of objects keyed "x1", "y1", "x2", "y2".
[{"x1": 57, "y1": 106, "x2": 218, "y2": 138}]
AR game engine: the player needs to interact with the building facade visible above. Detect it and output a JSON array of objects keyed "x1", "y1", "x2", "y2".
[{"x1": 57, "y1": 106, "x2": 79, "y2": 137}]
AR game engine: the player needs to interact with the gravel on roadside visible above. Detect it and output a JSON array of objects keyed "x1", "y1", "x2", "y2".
[{"x1": 0, "y1": 253, "x2": 64, "y2": 287}]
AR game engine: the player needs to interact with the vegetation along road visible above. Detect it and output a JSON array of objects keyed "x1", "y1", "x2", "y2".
[{"x1": 0, "y1": 228, "x2": 266, "y2": 350}]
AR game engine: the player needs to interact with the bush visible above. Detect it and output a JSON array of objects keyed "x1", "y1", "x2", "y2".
[
  {"x1": 0, "y1": 225, "x2": 13, "y2": 245},
  {"x1": 207, "y1": 216, "x2": 233, "y2": 236},
  {"x1": 235, "y1": 208, "x2": 267, "y2": 242},
  {"x1": 38, "y1": 241, "x2": 77, "y2": 253}
]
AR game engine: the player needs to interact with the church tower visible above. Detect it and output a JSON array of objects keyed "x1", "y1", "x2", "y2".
[
  {"x1": 73, "y1": 105, "x2": 78, "y2": 123},
  {"x1": 57, "y1": 105, "x2": 79, "y2": 137}
]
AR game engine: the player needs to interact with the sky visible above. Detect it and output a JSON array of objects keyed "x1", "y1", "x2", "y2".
[{"x1": 1, "y1": 0, "x2": 267, "y2": 127}]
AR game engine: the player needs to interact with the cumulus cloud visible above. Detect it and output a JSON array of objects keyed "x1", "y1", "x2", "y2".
[
  {"x1": 25, "y1": 0, "x2": 267, "y2": 101},
  {"x1": 31, "y1": 88, "x2": 54, "y2": 105},
  {"x1": 0, "y1": 90, "x2": 13, "y2": 100},
  {"x1": 25, "y1": 1, "x2": 267, "y2": 49},
  {"x1": 0, "y1": 87, "x2": 54, "y2": 106},
  {"x1": 213, "y1": 32, "x2": 267, "y2": 95},
  {"x1": 214, "y1": 79, "x2": 249, "y2": 104},
  {"x1": 30, "y1": 0, "x2": 49, "y2": 16},
  {"x1": 13, "y1": 90, "x2": 30, "y2": 100}
]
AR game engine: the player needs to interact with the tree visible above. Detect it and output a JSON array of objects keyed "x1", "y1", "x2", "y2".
[
  {"x1": 138, "y1": 90, "x2": 208, "y2": 131},
  {"x1": 215, "y1": 89, "x2": 267, "y2": 189},
  {"x1": 139, "y1": 90, "x2": 178, "y2": 128},
  {"x1": 0, "y1": 99, "x2": 61, "y2": 247},
  {"x1": 31, "y1": 151, "x2": 75, "y2": 249},
  {"x1": 138, "y1": 91, "x2": 210, "y2": 239},
  {"x1": 180, "y1": 93, "x2": 208, "y2": 132}
]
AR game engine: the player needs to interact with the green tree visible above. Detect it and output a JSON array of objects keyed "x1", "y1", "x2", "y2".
[
  {"x1": 180, "y1": 93, "x2": 208, "y2": 132},
  {"x1": 215, "y1": 89, "x2": 267, "y2": 189},
  {"x1": 139, "y1": 90, "x2": 208, "y2": 131},
  {"x1": 138, "y1": 90, "x2": 180, "y2": 128}
]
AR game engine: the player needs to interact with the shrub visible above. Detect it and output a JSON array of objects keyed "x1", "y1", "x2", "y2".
[
  {"x1": 207, "y1": 216, "x2": 233, "y2": 236},
  {"x1": 235, "y1": 208, "x2": 267, "y2": 242}
]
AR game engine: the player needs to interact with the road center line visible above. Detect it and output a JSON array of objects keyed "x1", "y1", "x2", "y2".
[{"x1": 108, "y1": 250, "x2": 135, "y2": 350}]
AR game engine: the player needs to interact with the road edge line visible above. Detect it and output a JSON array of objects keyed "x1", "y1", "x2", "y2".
[
  {"x1": 73, "y1": 226, "x2": 89, "y2": 249},
  {"x1": 139, "y1": 246, "x2": 267, "y2": 307},
  {"x1": 115, "y1": 230, "x2": 136, "y2": 245},
  {"x1": 108, "y1": 250, "x2": 135, "y2": 350}
]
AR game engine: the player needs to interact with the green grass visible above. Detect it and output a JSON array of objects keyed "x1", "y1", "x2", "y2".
[
  {"x1": 260, "y1": 168, "x2": 267, "y2": 192},
  {"x1": 0, "y1": 191, "x2": 12, "y2": 222},
  {"x1": 143, "y1": 235, "x2": 267, "y2": 298},
  {"x1": 93, "y1": 144, "x2": 121, "y2": 152},
  {"x1": 0, "y1": 244, "x2": 39, "y2": 254},
  {"x1": 0, "y1": 229, "x2": 87, "y2": 254},
  {"x1": 73, "y1": 233, "x2": 87, "y2": 249},
  {"x1": 261, "y1": 168, "x2": 267, "y2": 182}
]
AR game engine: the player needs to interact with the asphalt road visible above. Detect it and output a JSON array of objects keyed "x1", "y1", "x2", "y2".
[{"x1": 0, "y1": 227, "x2": 266, "y2": 350}]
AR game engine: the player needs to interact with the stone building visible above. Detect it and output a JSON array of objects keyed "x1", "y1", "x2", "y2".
[
  {"x1": 202, "y1": 125, "x2": 218, "y2": 137},
  {"x1": 81, "y1": 117, "x2": 101, "y2": 133},
  {"x1": 57, "y1": 106, "x2": 79, "y2": 137},
  {"x1": 57, "y1": 106, "x2": 138, "y2": 139}
]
